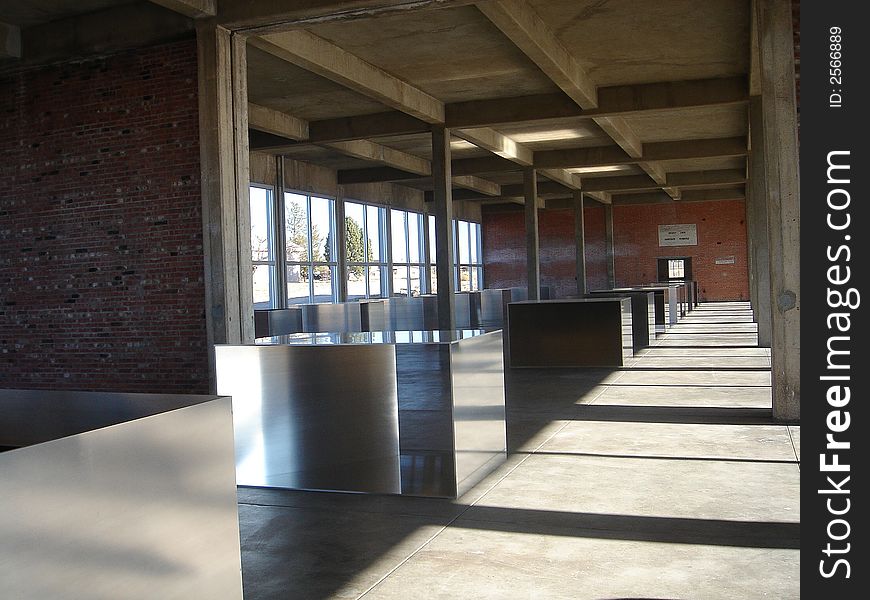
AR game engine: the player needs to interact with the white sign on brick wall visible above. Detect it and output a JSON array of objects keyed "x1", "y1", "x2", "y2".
[{"x1": 658, "y1": 224, "x2": 697, "y2": 247}]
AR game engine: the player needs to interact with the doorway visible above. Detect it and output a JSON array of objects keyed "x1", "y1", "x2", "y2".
[{"x1": 657, "y1": 257, "x2": 692, "y2": 282}]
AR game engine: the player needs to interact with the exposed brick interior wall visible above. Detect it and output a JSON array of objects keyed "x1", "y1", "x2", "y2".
[
  {"x1": 582, "y1": 204, "x2": 608, "y2": 291},
  {"x1": 613, "y1": 200, "x2": 749, "y2": 301},
  {"x1": 482, "y1": 204, "x2": 607, "y2": 296},
  {"x1": 0, "y1": 39, "x2": 209, "y2": 393},
  {"x1": 482, "y1": 200, "x2": 747, "y2": 302}
]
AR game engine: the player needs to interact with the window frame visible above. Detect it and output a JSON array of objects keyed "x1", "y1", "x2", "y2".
[
  {"x1": 249, "y1": 184, "x2": 279, "y2": 309},
  {"x1": 344, "y1": 200, "x2": 389, "y2": 300}
]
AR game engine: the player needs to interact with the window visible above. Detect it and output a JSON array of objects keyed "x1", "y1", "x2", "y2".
[
  {"x1": 454, "y1": 220, "x2": 483, "y2": 292},
  {"x1": 285, "y1": 193, "x2": 337, "y2": 304},
  {"x1": 668, "y1": 259, "x2": 686, "y2": 279},
  {"x1": 426, "y1": 216, "x2": 484, "y2": 294},
  {"x1": 345, "y1": 201, "x2": 388, "y2": 300},
  {"x1": 249, "y1": 187, "x2": 340, "y2": 308},
  {"x1": 250, "y1": 185, "x2": 277, "y2": 309},
  {"x1": 391, "y1": 209, "x2": 426, "y2": 297}
]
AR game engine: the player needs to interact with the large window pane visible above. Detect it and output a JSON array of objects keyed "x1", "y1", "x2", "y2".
[
  {"x1": 367, "y1": 205, "x2": 384, "y2": 262},
  {"x1": 347, "y1": 267, "x2": 366, "y2": 300},
  {"x1": 285, "y1": 193, "x2": 309, "y2": 263},
  {"x1": 458, "y1": 220, "x2": 471, "y2": 264},
  {"x1": 368, "y1": 266, "x2": 384, "y2": 298},
  {"x1": 470, "y1": 222, "x2": 479, "y2": 264},
  {"x1": 459, "y1": 266, "x2": 471, "y2": 292},
  {"x1": 471, "y1": 266, "x2": 482, "y2": 291},
  {"x1": 430, "y1": 266, "x2": 438, "y2": 294},
  {"x1": 391, "y1": 209, "x2": 407, "y2": 263},
  {"x1": 313, "y1": 266, "x2": 335, "y2": 303},
  {"x1": 392, "y1": 265, "x2": 408, "y2": 296},
  {"x1": 409, "y1": 266, "x2": 422, "y2": 296},
  {"x1": 408, "y1": 212, "x2": 422, "y2": 263},
  {"x1": 345, "y1": 202, "x2": 365, "y2": 260},
  {"x1": 428, "y1": 215, "x2": 436, "y2": 263},
  {"x1": 286, "y1": 264, "x2": 309, "y2": 304},
  {"x1": 310, "y1": 196, "x2": 334, "y2": 263},
  {"x1": 250, "y1": 187, "x2": 272, "y2": 262},
  {"x1": 252, "y1": 264, "x2": 273, "y2": 309}
]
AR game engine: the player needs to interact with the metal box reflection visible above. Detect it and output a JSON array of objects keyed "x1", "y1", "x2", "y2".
[
  {"x1": 215, "y1": 330, "x2": 506, "y2": 498},
  {"x1": 0, "y1": 389, "x2": 243, "y2": 600}
]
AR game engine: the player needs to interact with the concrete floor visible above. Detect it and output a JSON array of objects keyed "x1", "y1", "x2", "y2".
[{"x1": 238, "y1": 301, "x2": 800, "y2": 599}]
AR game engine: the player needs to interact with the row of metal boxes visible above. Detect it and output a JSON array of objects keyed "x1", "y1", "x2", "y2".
[{"x1": 254, "y1": 286, "x2": 552, "y2": 337}]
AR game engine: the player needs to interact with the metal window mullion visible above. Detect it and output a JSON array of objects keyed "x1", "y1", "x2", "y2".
[{"x1": 274, "y1": 158, "x2": 288, "y2": 309}]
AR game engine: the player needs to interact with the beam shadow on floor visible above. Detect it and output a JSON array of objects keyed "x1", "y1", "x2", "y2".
[
  {"x1": 526, "y1": 450, "x2": 797, "y2": 465},
  {"x1": 572, "y1": 405, "x2": 776, "y2": 425},
  {"x1": 454, "y1": 506, "x2": 800, "y2": 549}
]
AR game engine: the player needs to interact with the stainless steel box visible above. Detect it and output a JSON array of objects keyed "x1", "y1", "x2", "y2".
[
  {"x1": 0, "y1": 389, "x2": 243, "y2": 600},
  {"x1": 508, "y1": 298, "x2": 634, "y2": 367},
  {"x1": 216, "y1": 329, "x2": 506, "y2": 498}
]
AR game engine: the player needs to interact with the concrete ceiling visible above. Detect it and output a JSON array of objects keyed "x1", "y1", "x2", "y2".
[
  {"x1": 307, "y1": 5, "x2": 561, "y2": 103},
  {"x1": 0, "y1": 0, "x2": 136, "y2": 27},
  {"x1": 0, "y1": 2, "x2": 761, "y2": 208},
  {"x1": 237, "y1": 1, "x2": 754, "y2": 206},
  {"x1": 526, "y1": 0, "x2": 750, "y2": 86}
]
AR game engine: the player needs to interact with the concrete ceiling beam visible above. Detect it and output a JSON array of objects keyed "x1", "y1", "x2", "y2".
[
  {"x1": 1, "y1": 22, "x2": 21, "y2": 59},
  {"x1": 148, "y1": 0, "x2": 216, "y2": 19}
]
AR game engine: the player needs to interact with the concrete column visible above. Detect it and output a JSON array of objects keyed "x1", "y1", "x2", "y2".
[
  {"x1": 335, "y1": 189, "x2": 348, "y2": 301},
  {"x1": 747, "y1": 97, "x2": 772, "y2": 347},
  {"x1": 757, "y1": 0, "x2": 800, "y2": 420},
  {"x1": 573, "y1": 191, "x2": 587, "y2": 296},
  {"x1": 431, "y1": 125, "x2": 456, "y2": 330},
  {"x1": 604, "y1": 204, "x2": 616, "y2": 288},
  {"x1": 196, "y1": 24, "x2": 253, "y2": 388},
  {"x1": 524, "y1": 167, "x2": 540, "y2": 301},
  {"x1": 231, "y1": 34, "x2": 254, "y2": 343}
]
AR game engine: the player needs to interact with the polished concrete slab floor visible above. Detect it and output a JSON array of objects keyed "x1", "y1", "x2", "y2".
[{"x1": 237, "y1": 301, "x2": 800, "y2": 599}]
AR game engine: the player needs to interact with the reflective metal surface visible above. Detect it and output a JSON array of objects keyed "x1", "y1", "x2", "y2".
[
  {"x1": 480, "y1": 288, "x2": 512, "y2": 328},
  {"x1": 586, "y1": 291, "x2": 656, "y2": 350},
  {"x1": 359, "y1": 298, "x2": 391, "y2": 331},
  {"x1": 0, "y1": 390, "x2": 242, "y2": 599},
  {"x1": 301, "y1": 301, "x2": 362, "y2": 332},
  {"x1": 508, "y1": 298, "x2": 633, "y2": 367},
  {"x1": 217, "y1": 329, "x2": 506, "y2": 498},
  {"x1": 388, "y1": 295, "x2": 440, "y2": 330},
  {"x1": 449, "y1": 330, "x2": 507, "y2": 496},
  {"x1": 454, "y1": 291, "x2": 482, "y2": 328},
  {"x1": 215, "y1": 344, "x2": 401, "y2": 494},
  {"x1": 254, "y1": 307, "x2": 303, "y2": 337}
]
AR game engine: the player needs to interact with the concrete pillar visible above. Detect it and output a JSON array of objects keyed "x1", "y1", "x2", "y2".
[
  {"x1": 747, "y1": 97, "x2": 772, "y2": 347},
  {"x1": 335, "y1": 189, "x2": 348, "y2": 301},
  {"x1": 573, "y1": 190, "x2": 588, "y2": 296},
  {"x1": 757, "y1": 0, "x2": 800, "y2": 420},
  {"x1": 196, "y1": 24, "x2": 253, "y2": 388},
  {"x1": 604, "y1": 204, "x2": 616, "y2": 287},
  {"x1": 431, "y1": 125, "x2": 456, "y2": 329},
  {"x1": 524, "y1": 167, "x2": 541, "y2": 301}
]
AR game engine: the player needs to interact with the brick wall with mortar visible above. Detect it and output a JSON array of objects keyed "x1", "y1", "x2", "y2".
[
  {"x1": 613, "y1": 200, "x2": 749, "y2": 301},
  {"x1": 482, "y1": 203, "x2": 608, "y2": 296},
  {"x1": 0, "y1": 38, "x2": 209, "y2": 393},
  {"x1": 482, "y1": 200, "x2": 748, "y2": 301}
]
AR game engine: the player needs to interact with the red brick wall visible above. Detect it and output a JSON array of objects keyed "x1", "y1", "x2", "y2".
[
  {"x1": 613, "y1": 200, "x2": 749, "y2": 301},
  {"x1": 582, "y1": 204, "x2": 608, "y2": 291},
  {"x1": 481, "y1": 200, "x2": 748, "y2": 301},
  {"x1": 0, "y1": 39, "x2": 209, "y2": 393},
  {"x1": 481, "y1": 204, "x2": 607, "y2": 296}
]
